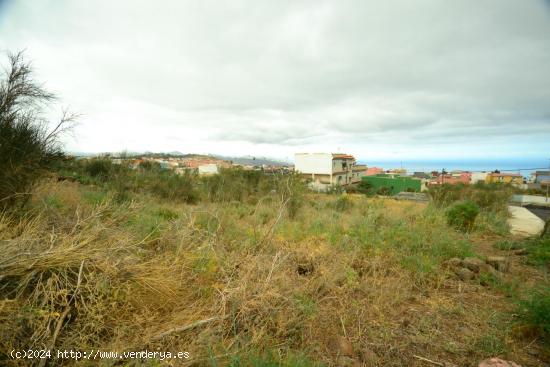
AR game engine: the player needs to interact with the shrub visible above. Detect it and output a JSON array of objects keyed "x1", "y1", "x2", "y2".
[
  {"x1": 428, "y1": 184, "x2": 464, "y2": 207},
  {"x1": 326, "y1": 184, "x2": 344, "y2": 195},
  {"x1": 469, "y1": 182, "x2": 512, "y2": 212},
  {"x1": 278, "y1": 174, "x2": 306, "y2": 219},
  {"x1": 446, "y1": 201, "x2": 480, "y2": 231},
  {"x1": 332, "y1": 195, "x2": 353, "y2": 212},
  {"x1": 150, "y1": 172, "x2": 199, "y2": 204},
  {"x1": 428, "y1": 182, "x2": 512, "y2": 212},
  {"x1": 376, "y1": 186, "x2": 391, "y2": 196},
  {"x1": 201, "y1": 168, "x2": 265, "y2": 202},
  {"x1": 517, "y1": 287, "x2": 550, "y2": 343},
  {"x1": 525, "y1": 237, "x2": 550, "y2": 267},
  {"x1": 138, "y1": 160, "x2": 160, "y2": 171},
  {"x1": 0, "y1": 52, "x2": 73, "y2": 211},
  {"x1": 85, "y1": 159, "x2": 113, "y2": 180},
  {"x1": 357, "y1": 180, "x2": 374, "y2": 196}
]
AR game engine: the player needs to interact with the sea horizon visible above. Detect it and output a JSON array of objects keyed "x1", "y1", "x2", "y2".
[{"x1": 357, "y1": 158, "x2": 549, "y2": 177}]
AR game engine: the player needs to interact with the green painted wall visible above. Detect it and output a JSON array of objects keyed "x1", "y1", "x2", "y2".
[{"x1": 361, "y1": 175, "x2": 421, "y2": 195}]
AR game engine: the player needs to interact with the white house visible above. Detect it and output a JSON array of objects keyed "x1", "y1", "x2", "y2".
[
  {"x1": 470, "y1": 172, "x2": 488, "y2": 184},
  {"x1": 198, "y1": 163, "x2": 219, "y2": 175},
  {"x1": 294, "y1": 153, "x2": 366, "y2": 191}
]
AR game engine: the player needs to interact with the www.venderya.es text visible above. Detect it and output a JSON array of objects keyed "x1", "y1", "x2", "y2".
[{"x1": 10, "y1": 349, "x2": 190, "y2": 361}]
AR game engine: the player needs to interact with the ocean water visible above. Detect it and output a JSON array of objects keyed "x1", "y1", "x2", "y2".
[{"x1": 357, "y1": 158, "x2": 550, "y2": 178}]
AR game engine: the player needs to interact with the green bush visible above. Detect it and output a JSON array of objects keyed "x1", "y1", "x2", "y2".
[
  {"x1": 446, "y1": 201, "x2": 480, "y2": 231},
  {"x1": 85, "y1": 159, "x2": 113, "y2": 180},
  {"x1": 524, "y1": 237, "x2": 550, "y2": 267},
  {"x1": 150, "y1": 172, "x2": 199, "y2": 204},
  {"x1": 517, "y1": 287, "x2": 550, "y2": 343},
  {"x1": 357, "y1": 180, "x2": 374, "y2": 196}
]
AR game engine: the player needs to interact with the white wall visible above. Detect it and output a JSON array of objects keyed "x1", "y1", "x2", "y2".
[
  {"x1": 295, "y1": 153, "x2": 333, "y2": 175},
  {"x1": 512, "y1": 194, "x2": 550, "y2": 205},
  {"x1": 198, "y1": 163, "x2": 219, "y2": 175},
  {"x1": 471, "y1": 172, "x2": 488, "y2": 183}
]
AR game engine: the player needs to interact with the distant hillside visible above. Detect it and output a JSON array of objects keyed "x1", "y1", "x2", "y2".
[
  {"x1": 68, "y1": 151, "x2": 289, "y2": 166},
  {"x1": 213, "y1": 155, "x2": 289, "y2": 166}
]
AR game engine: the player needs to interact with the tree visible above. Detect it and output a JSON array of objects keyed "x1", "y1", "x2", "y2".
[{"x1": 0, "y1": 52, "x2": 75, "y2": 210}]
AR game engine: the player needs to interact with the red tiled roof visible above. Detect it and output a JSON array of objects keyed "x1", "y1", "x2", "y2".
[{"x1": 332, "y1": 154, "x2": 355, "y2": 159}]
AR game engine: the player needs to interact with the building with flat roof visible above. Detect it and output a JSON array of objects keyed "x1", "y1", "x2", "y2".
[{"x1": 294, "y1": 153, "x2": 366, "y2": 191}]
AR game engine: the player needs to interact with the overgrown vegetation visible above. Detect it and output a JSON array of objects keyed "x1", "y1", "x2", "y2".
[
  {"x1": 516, "y1": 287, "x2": 550, "y2": 344},
  {"x1": 429, "y1": 183, "x2": 513, "y2": 234},
  {"x1": 2, "y1": 174, "x2": 548, "y2": 365},
  {"x1": 494, "y1": 237, "x2": 550, "y2": 268},
  {"x1": 429, "y1": 182, "x2": 513, "y2": 211},
  {"x1": 0, "y1": 52, "x2": 74, "y2": 211},
  {"x1": 58, "y1": 157, "x2": 305, "y2": 209},
  {"x1": 446, "y1": 201, "x2": 480, "y2": 232}
]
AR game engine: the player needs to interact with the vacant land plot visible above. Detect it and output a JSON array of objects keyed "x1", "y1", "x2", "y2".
[{"x1": 1, "y1": 178, "x2": 549, "y2": 366}]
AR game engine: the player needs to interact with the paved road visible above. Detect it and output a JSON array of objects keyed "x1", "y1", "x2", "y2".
[{"x1": 524, "y1": 205, "x2": 550, "y2": 222}]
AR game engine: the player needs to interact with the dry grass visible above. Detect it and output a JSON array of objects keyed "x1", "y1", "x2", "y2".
[{"x1": 0, "y1": 180, "x2": 548, "y2": 366}]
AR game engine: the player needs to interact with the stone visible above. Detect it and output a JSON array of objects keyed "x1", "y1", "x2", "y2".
[
  {"x1": 456, "y1": 267, "x2": 475, "y2": 281},
  {"x1": 359, "y1": 347, "x2": 378, "y2": 367},
  {"x1": 462, "y1": 257, "x2": 486, "y2": 273},
  {"x1": 512, "y1": 248, "x2": 528, "y2": 255},
  {"x1": 486, "y1": 256, "x2": 510, "y2": 272},
  {"x1": 328, "y1": 336, "x2": 354, "y2": 357},
  {"x1": 478, "y1": 357, "x2": 522, "y2": 367},
  {"x1": 479, "y1": 262, "x2": 499, "y2": 276},
  {"x1": 444, "y1": 257, "x2": 462, "y2": 268}
]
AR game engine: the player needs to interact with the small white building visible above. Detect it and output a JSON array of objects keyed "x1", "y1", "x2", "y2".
[
  {"x1": 470, "y1": 172, "x2": 488, "y2": 184},
  {"x1": 198, "y1": 163, "x2": 219, "y2": 175},
  {"x1": 294, "y1": 153, "x2": 365, "y2": 191}
]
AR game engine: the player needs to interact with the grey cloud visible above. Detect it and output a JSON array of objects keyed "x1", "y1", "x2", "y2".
[{"x1": 0, "y1": 0, "x2": 549, "y2": 157}]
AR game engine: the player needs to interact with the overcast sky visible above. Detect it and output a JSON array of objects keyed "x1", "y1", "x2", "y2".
[{"x1": 1, "y1": 0, "x2": 549, "y2": 161}]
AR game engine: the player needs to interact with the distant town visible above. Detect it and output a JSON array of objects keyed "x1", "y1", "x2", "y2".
[{"x1": 81, "y1": 152, "x2": 550, "y2": 195}]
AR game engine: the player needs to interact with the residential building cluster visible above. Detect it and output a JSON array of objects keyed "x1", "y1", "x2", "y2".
[
  {"x1": 101, "y1": 154, "x2": 290, "y2": 176},
  {"x1": 98, "y1": 152, "x2": 548, "y2": 195},
  {"x1": 294, "y1": 152, "x2": 546, "y2": 193}
]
